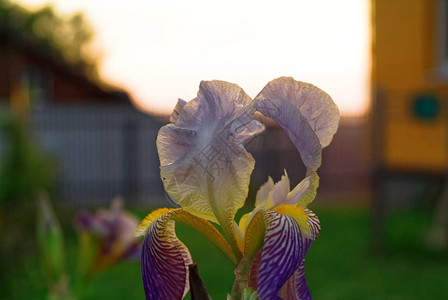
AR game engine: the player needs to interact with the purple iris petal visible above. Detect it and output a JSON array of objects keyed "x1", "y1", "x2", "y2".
[
  {"x1": 277, "y1": 208, "x2": 321, "y2": 299},
  {"x1": 74, "y1": 199, "x2": 141, "y2": 262},
  {"x1": 248, "y1": 208, "x2": 321, "y2": 300},
  {"x1": 255, "y1": 77, "x2": 340, "y2": 171},
  {"x1": 142, "y1": 217, "x2": 192, "y2": 300},
  {"x1": 255, "y1": 77, "x2": 339, "y2": 148},
  {"x1": 74, "y1": 210, "x2": 95, "y2": 231},
  {"x1": 256, "y1": 211, "x2": 305, "y2": 300},
  {"x1": 255, "y1": 97, "x2": 322, "y2": 170},
  {"x1": 278, "y1": 259, "x2": 310, "y2": 300},
  {"x1": 303, "y1": 208, "x2": 321, "y2": 244},
  {"x1": 295, "y1": 260, "x2": 311, "y2": 299}
]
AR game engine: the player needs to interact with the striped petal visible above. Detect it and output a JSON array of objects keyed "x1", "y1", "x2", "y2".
[
  {"x1": 141, "y1": 212, "x2": 192, "y2": 299},
  {"x1": 137, "y1": 208, "x2": 236, "y2": 264},
  {"x1": 140, "y1": 209, "x2": 236, "y2": 299},
  {"x1": 278, "y1": 209, "x2": 320, "y2": 300},
  {"x1": 302, "y1": 208, "x2": 321, "y2": 247},
  {"x1": 254, "y1": 211, "x2": 305, "y2": 299},
  {"x1": 245, "y1": 208, "x2": 320, "y2": 299},
  {"x1": 277, "y1": 259, "x2": 310, "y2": 300}
]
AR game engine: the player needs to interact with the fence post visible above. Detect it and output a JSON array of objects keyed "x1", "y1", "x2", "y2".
[{"x1": 122, "y1": 119, "x2": 138, "y2": 202}]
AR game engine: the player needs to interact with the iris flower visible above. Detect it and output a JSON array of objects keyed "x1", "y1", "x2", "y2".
[
  {"x1": 136, "y1": 77, "x2": 339, "y2": 299},
  {"x1": 75, "y1": 199, "x2": 141, "y2": 277}
]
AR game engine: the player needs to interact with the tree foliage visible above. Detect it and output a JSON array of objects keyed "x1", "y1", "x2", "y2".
[
  {"x1": 0, "y1": 0, "x2": 99, "y2": 79},
  {"x1": 0, "y1": 117, "x2": 55, "y2": 207}
]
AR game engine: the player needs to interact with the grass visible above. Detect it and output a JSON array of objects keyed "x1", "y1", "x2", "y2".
[
  {"x1": 4, "y1": 206, "x2": 448, "y2": 299},
  {"x1": 306, "y1": 208, "x2": 448, "y2": 299}
]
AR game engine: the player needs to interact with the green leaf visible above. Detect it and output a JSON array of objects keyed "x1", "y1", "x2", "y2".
[{"x1": 36, "y1": 193, "x2": 66, "y2": 286}]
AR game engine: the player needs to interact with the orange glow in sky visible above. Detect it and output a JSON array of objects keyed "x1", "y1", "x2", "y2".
[{"x1": 16, "y1": 0, "x2": 370, "y2": 116}]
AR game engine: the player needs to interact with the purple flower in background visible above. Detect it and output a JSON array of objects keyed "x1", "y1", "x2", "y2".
[
  {"x1": 75, "y1": 198, "x2": 141, "y2": 277},
  {"x1": 136, "y1": 77, "x2": 339, "y2": 299}
]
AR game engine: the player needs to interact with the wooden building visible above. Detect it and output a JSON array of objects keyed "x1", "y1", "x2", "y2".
[
  {"x1": 0, "y1": 26, "x2": 129, "y2": 106},
  {"x1": 0, "y1": 25, "x2": 164, "y2": 206}
]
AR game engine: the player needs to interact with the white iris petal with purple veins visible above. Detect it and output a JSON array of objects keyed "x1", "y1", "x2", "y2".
[
  {"x1": 255, "y1": 77, "x2": 339, "y2": 148},
  {"x1": 255, "y1": 76, "x2": 339, "y2": 171},
  {"x1": 157, "y1": 80, "x2": 264, "y2": 225},
  {"x1": 256, "y1": 211, "x2": 305, "y2": 299}
]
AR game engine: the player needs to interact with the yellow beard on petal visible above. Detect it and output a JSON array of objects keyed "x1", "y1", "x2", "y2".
[
  {"x1": 273, "y1": 205, "x2": 312, "y2": 238},
  {"x1": 135, "y1": 208, "x2": 178, "y2": 237}
]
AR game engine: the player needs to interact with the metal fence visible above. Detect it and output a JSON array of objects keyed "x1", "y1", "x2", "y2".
[
  {"x1": 249, "y1": 115, "x2": 371, "y2": 203},
  {"x1": 1, "y1": 104, "x2": 371, "y2": 207},
  {"x1": 29, "y1": 104, "x2": 166, "y2": 206}
]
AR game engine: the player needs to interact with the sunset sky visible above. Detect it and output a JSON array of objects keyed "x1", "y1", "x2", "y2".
[{"x1": 16, "y1": 0, "x2": 370, "y2": 116}]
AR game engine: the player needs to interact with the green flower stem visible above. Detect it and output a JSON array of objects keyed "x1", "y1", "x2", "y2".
[
  {"x1": 73, "y1": 232, "x2": 97, "y2": 299},
  {"x1": 241, "y1": 288, "x2": 258, "y2": 300},
  {"x1": 230, "y1": 256, "x2": 252, "y2": 299},
  {"x1": 47, "y1": 275, "x2": 75, "y2": 300}
]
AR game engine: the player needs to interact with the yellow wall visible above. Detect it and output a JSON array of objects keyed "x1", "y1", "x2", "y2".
[
  {"x1": 373, "y1": 0, "x2": 431, "y2": 89},
  {"x1": 372, "y1": 0, "x2": 448, "y2": 173}
]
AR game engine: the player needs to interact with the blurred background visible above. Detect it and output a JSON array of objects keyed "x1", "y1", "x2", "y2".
[{"x1": 0, "y1": 0, "x2": 447, "y2": 299}]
